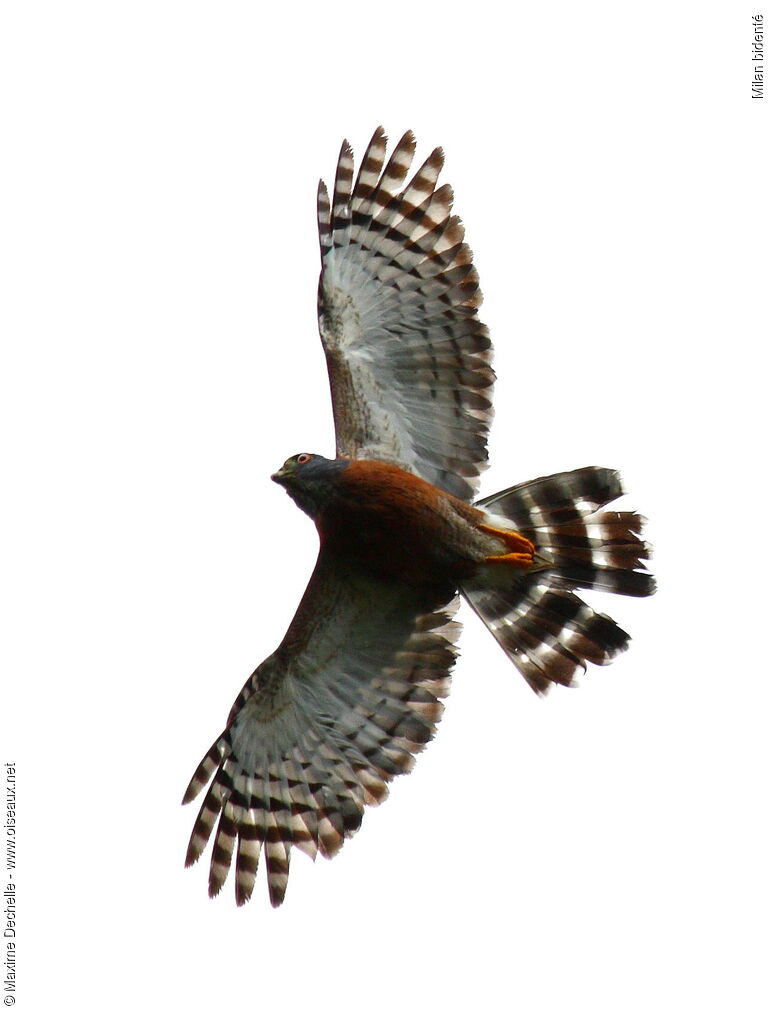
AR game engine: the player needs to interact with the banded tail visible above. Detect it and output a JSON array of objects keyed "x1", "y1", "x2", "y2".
[{"x1": 462, "y1": 466, "x2": 654, "y2": 694}]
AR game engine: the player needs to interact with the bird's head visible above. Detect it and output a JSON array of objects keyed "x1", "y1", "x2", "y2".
[{"x1": 271, "y1": 452, "x2": 349, "y2": 518}]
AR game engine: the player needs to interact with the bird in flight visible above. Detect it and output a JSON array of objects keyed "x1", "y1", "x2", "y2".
[{"x1": 183, "y1": 127, "x2": 654, "y2": 907}]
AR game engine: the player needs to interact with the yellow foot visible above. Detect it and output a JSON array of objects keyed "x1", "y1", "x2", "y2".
[
  {"x1": 478, "y1": 522, "x2": 536, "y2": 566},
  {"x1": 486, "y1": 550, "x2": 536, "y2": 567}
]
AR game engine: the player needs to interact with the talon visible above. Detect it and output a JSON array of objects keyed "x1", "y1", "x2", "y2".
[
  {"x1": 478, "y1": 521, "x2": 536, "y2": 558},
  {"x1": 485, "y1": 550, "x2": 535, "y2": 567}
]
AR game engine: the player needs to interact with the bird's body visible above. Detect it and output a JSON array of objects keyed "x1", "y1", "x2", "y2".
[
  {"x1": 183, "y1": 128, "x2": 654, "y2": 907},
  {"x1": 293, "y1": 457, "x2": 513, "y2": 588}
]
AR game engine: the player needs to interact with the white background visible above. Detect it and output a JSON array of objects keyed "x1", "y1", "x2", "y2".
[{"x1": 2, "y1": 2, "x2": 767, "y2": 1020}]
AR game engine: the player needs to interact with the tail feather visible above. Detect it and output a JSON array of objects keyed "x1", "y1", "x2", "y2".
[{"x1": 463, "y1": 466, "x2": 653, "y2": 694}]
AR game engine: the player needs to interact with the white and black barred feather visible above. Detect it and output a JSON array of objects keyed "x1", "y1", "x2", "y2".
[
  {"x1": 464, "y1": 467, "x2": 654, "y2": 694},
  {"x1": 318, "y1": 127, "x2": 494, "y2": 502}
]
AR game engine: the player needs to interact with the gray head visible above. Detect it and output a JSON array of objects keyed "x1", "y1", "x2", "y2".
[{"x1": 271, "y1": 452, "x2": 350, "y2": 518}]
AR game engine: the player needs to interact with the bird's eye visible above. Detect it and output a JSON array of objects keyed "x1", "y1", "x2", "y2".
[{"x1": 296, "y1": 453, "x2": 312, "y2": 465}]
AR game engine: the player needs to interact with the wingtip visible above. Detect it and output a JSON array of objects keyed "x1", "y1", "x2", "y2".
[
  {"x1": 393, "y1": 128, "x2": 417, "y2": 160},
  {"x1": 268, "y1": 884, "x2": 287, "y2": 909},
  {"x1": 235, "y1": 884, "x2": 253, "y2": 908},
  {"x1": 430, "y1": 144, "x2": 446, "y2": 171},
  {"x1": 184, "y1": 841, "x2": 201, "y2": 869},
  {"x1": 181, "y1": 780, "x2": 199, "y2": 805}
]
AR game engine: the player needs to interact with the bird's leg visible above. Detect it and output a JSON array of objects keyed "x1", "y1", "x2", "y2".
[{"x1": 478, "y1": 521, "x2": 536, "y2": 567}]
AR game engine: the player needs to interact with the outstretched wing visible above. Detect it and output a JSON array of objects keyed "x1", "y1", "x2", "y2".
[
  {"x1": 183, "y1": 552, "x2": 459, "y2": 907},
  {"x1": 317, "y1": 127, "x2": 494, "y2": 501}
]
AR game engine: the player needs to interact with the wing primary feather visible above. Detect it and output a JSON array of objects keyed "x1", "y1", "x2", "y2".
[
  {"x1": 395, "y1": 146, "x2": 444, "y2": 221},
  {"x1": 208, "y1": 792, "x2": 237, "y2": 898},
  {"x1": 264, "y1": 770, "x2": 292, "y2": 908},
  {"x1": 317, "y1": 180, "x2": 332, "y2": 258},
  {"x1": 234, "y1": 774, "x2": 261, "y2": 906},
  {"x1": 351, "y1": 126, "x2": 387, "y2": 217},
  {"x1": 182, "y1": 737, "x2": 225, "y2": 804},
  {"x1": 331, "y1": 139, "x2": 355, "y2": 250},
  {"x1": 378, "y1": 130, "x2": 416, "y2": 199}
]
